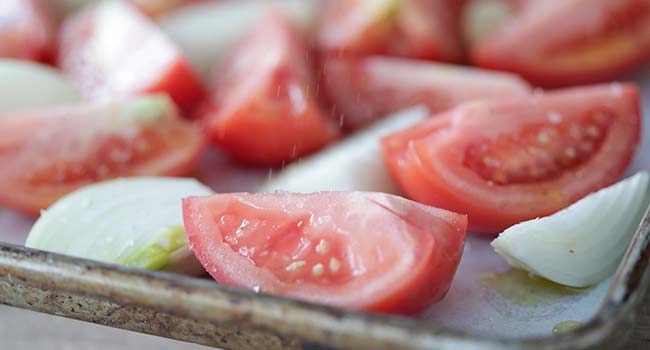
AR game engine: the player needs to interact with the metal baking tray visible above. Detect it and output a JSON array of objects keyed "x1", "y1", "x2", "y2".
[
  {"x1": 0, "y1": 203, "x2": 647, "y2": 350},
  {"x1": 0, "y1": 69, "x2": 649, "y2": 350}
]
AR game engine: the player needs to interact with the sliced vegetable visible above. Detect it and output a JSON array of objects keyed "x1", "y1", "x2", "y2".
[
  {"x1": 58, "y1": 0, "x2": 204, "y2": 110},
  {"x1": 26, "y1": 177, "x2": 213, "y2": 275},
  {"x1": 0, "y1": 94, "x2": 205, "y2": 215},
  {"x1": 318, "y1": 0, "x2": 464, "y2": 62},
  {"x1": 492, "y1": 171, "x2": 650, "y2": 287},
  {"x1": 261, "y1": 106, "x2": 428, "y2": 193},
  {"x1": 161, "y1": 0, "x2": 318, "y2": 80},
  {"x1": 0, "y1": 59, "x2": 81, "y2": 113},
  {"x1": 322, "y1": 55, "x2": 530, "y2": 130},
  {"x1": 200, "y1": 13, "x2": 338, "y2": 166},
  {"x1": 382, "y1": 84, "x2": 641, "y2": 234},
  {"x1": 0, "y1": 0, "x2": 55, "y2": 62},
  {"x1": 184, "y1": 191, "x2": 467, "y2": 314},
  {"x1": 470, "y1": 0, "x2": 650, "y2": 87}
]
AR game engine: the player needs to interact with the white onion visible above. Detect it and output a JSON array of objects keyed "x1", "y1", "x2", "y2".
[
  {"x1": 0, "y1": 59, "x2": 81, "y2": 114},
  {"x1": 492, "y1": 171, "x2": 650, "y2": 287},
  {"x1": 26, "y1": 177, "x2": 213, "y2": 275},
  {"x1": 260, "y1": 106, "x2": 429, "y2": 193}
]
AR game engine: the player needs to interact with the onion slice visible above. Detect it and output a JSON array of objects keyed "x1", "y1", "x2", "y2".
[
  {"x1": 491, "y1": 171, "x2": 650, "y2": 287},
  {"x1": 0, "y1": 59, "x2": 81, "y2": 113},
  {"x1": 260, "y1": 106, "x2": 429, "y2": 193},
  {"x1": 26, "y1": 177, "x2": 213, "y2": 275}
]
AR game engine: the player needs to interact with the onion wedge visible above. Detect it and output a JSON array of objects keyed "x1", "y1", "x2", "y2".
[
  {"x1": 0, "y1": 59, "x2": 81, "y2": 113},
  {"x1": 26, "y1": 177, "x2": 213, "y2": 275},
  {"x1": 492, "y1": 171, "x2": 650, "y2": 287},
  {"x1": 260, "y1": 106, "x2": 429, "y2": 193}
]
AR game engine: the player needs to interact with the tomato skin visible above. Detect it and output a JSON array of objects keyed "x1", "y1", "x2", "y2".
[
  {"x1": 471, "y1": 0, "x2": 650, "y2": 87},
  {"x1": 382, "y1": 84, "x2": 641, "y2": 234},
  {"x1": 58, "y1": 0, "x2": 205, "y2": 111},
  {"x1": 183, "y1": 191, "x2": 467, "y2": 315},
  {"x1": 322, "y1": 55, "x2": 530, "y2": 131},
  {"x1": 0, "y1": 0, "x2": 55, "y2": 62},
  {"x1": 318, "y1": 0, "x2": 464, "y2": 62},
  {"x1": 0, "y1": 96, "x2": 205, "y2": 216},
  {"x1": 200, "y1": 14, "x2": 339, "y2": 166}
]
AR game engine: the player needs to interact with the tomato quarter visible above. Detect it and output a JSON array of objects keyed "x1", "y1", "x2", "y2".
[
  {"x1": 58, "y1": 0, "x2": 205, "y2": 111},
  {"x1": 200, "y1": 14, "x2": 339, "y2": 166},
  {"x1": 382, "y1": 84, "x2": 641, "y2": 234},
  {"x1": 0, "y1": 95, "x2": 205, "y2": 215},
  {"x1": 322, "y1": 55, "x2": 531, "y2": 130},
  {"x1": 318, "y1": 0, "x2": 464, "y2": 62},
  {"x1": 470, "y1": 0, "x2": 650, "y2": 87},
  {"x1": 0, "y1": 0, "x2": 55, "y2": 62},
  {"x1": 184, "y1": 191, "x2": 467, "y2": 315}
]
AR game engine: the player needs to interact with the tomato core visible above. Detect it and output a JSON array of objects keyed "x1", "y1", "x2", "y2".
[
  {"x1": 215, "y1": 202, "x2": 352, "y2": 285},
  {"x1": 464, "y1": 112, "x2": 612, "y2": 184}
]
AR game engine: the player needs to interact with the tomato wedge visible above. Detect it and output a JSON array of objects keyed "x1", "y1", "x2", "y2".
[
  {"x1": 382, "y1": 84, "x2": 641, "y2": 234},
  {"x1": 318, "y1": 0, "x2": 464, "y2": 62},
  {"x1": 323, "y1": 56, "x2": 531, "y2": 130},
  {"x1": 0, "y1": 0, "x2": 55, "y2": 62},
  {"x1": 184, "y1": 191, "x2": 467, "y2": 315},
  {"x1": 0, "y1": 95, "x2": 205, "y2": 215},
  {"x1": 200, "y1": 14, "x2": 339, "y2": 166},
  {"x1": 58, "y1": 0, "x2": 204, "y2": 111},
  {"x1": 470, "y1": 0, "x2": 650, "y2": 87}
]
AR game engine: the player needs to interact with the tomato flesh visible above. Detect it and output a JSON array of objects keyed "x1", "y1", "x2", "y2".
[
  {"x1": 322, "y1": 56, "x2": 530, "y2": 130},
  {"x1": 0, "y1": 96, "x2": 205, "y2": 215},
  {"x1": 0, "y1": 0, "x2": 55, "y2": 62},
  {"x1": 58, "y1": 0, "x2": 205, "y2": 111},
  {"x1": 200, "y1": 14, "x2": 339, "y2": 166},
  {"x1": 318, "y1": 0, "x2": 463, "y2": 62},
  {"x1": 382, "y1": 84, "x2": 641, "y2": 234},
  {"x1": 464, "y1": 112, "x2": 611, "y2": 185},
  {"x1": 471, "y1": 0, "x2": 650, "y2": 87},
  {"x1": 184, "y1": 192, "x2": 467, "y2": 314}
]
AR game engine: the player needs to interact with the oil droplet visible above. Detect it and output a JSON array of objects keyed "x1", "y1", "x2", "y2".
[
  {"x1": 552, "y1": 320, "x2": 582, "y2": 335},
  {"x1": 480, "y1": 269, "x2": 586, "y2": 307}
]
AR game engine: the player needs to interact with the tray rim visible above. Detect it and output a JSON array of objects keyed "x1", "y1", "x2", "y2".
[{"x1": 0, "y1": 203, "x2": 648, "y2": 350}]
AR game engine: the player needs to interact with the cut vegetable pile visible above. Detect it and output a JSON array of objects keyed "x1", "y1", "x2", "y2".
[{"x1": 4, "y1": 0, "x2": 649, "y2": 316}]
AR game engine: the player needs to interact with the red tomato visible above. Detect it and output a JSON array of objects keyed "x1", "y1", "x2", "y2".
[
  {"x1": 184, "y1": 191, "x2": 467, "y2": 315},
  {"x1": 129, "y1": 0, "x2": 203, "y2": 18},
  {"x1": 318, "y1": 0, "x2": 464, "y2": 62},
  {"x1": 322, "y1": 56, "x2": 531, "y2": 130},
  {"x1": 58, "y1": 0, "x2": 204, "y2": 111},
  {"x1": 470, "y1": 0, "x2": 650, "y2": 87},
  {"x1": 0, "y1": 95, "x2": 205, "y2": 215},
  {"x1": 200, "y1": 14, "x2": 339, "y2": 166},
  {"x1": 0, "y1": 0, "x2": 55, "y2": 62},
  {"x1": 382, "y1": 84, "x2": 641, "y2": 234}
]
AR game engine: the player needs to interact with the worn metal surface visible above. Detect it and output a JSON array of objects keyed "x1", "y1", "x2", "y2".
[{"x1": 0, "y1": 204, "x2": 649, "y2": 350}]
